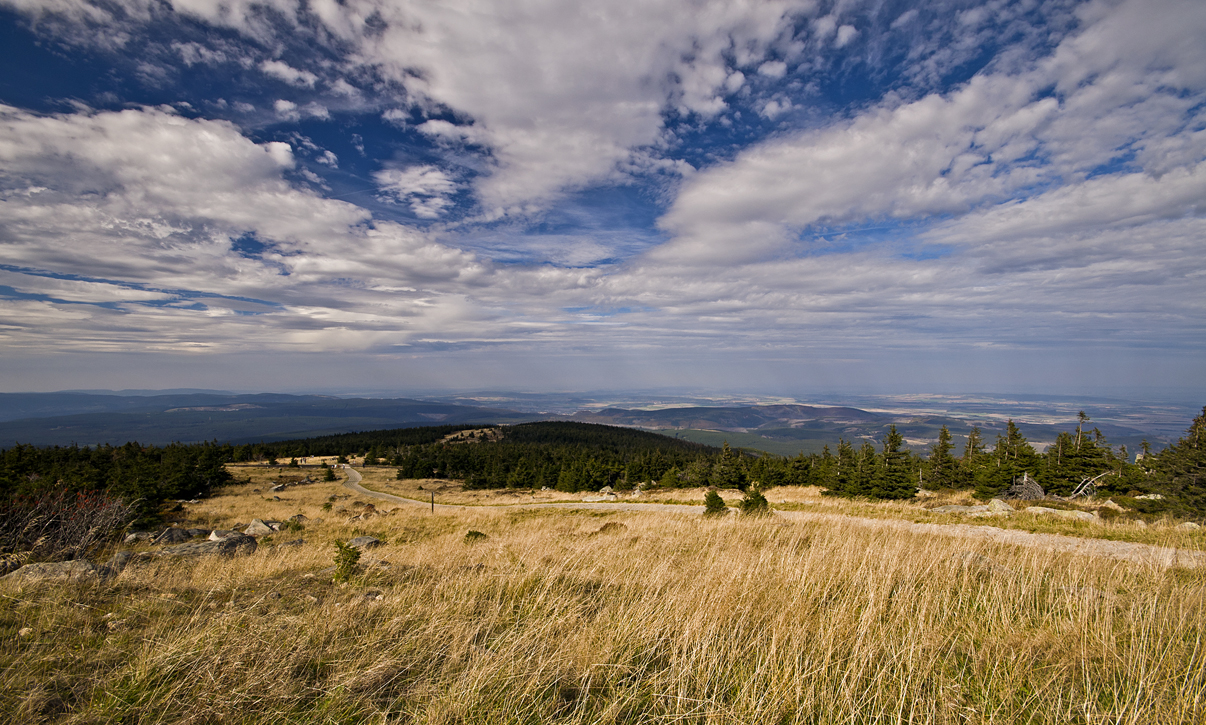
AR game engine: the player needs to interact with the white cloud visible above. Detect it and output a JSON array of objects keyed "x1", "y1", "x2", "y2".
[
  {"x1": 172, "y1": 41, "x2": 226, "y2": 65},
  {"x1": 0, "y1": 105, "x2": 499, "y2": 353},
  {"x1": 274, "y1": 98, "x2": 298, "y2": 120},
  {"x1": 834, "y1": 24, "x2": 857, "y2": 48},
  {"x1": 374, "y1": 165, "x2": 457, "y2": 219},
  {"x1": 260, "y1": 59, "x2": 318, "y2": 87},
  {"x1": 757, "y1": 60, "x2": 787, "y2": 78}
]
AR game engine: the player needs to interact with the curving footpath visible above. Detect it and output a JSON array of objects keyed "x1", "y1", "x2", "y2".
[{"x1": 340, "y1": 466, "x2": 1205, "y2": 568}]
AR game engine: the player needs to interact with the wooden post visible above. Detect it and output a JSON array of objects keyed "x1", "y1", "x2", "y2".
[{"x1": 431, "y1": 491, "x2": 434, "y2": 514}]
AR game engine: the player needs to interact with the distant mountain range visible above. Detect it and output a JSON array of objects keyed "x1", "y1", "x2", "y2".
[
  {"x1": 0, "y1": 393, "x2": 540, "y2": 447},
  {"x1": 0, "y1": 392, "x2": 1169, "y2": 456}
]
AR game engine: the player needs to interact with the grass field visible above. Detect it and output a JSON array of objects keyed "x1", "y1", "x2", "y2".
[{"x1": 3, "y1": 467, "x2": 1205, "y2": 723}]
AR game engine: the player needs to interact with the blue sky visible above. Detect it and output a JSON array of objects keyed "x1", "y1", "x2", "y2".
[{"x1": 0, "y1": 0, "x2": 1203, "y2": 397}]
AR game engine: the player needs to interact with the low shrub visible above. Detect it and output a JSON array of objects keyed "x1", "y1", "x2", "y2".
[{"x1": 0, "y1": 488, "x2": 134, "y2": 561}]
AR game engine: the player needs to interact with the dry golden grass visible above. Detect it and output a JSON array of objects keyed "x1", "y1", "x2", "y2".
[{"x1": 3, "y1": 473, "x2": 1206, "y2": 724}]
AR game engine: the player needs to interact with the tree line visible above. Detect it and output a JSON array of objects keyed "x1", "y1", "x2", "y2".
[{"x1": 1, "y1": 407, "x2": 1202, "y2": 517}]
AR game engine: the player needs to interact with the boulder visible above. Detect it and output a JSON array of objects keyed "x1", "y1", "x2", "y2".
[
  {"x1": 348, "y1": 536, "x2": 383, "y2": 550},
  {"x1": 1101, "y1": 499, "x2": 1126, "y2": 512},
  {"x1": 152, "y1": 527, "x2": 192, "y2": 545},
  {"x1": 208, "y1": 530, "x2": 240, "y2": 541},
  {"x1": 1026, "y1": 506, "x2": 1099, "y2": 522},
  {"x1": 288, "y1": 514, "x2": 308, "y2": 523},
  {"x1": 1135, "y1": 493, "x2": 1164, "y2": 500},
  {"x1": 270, "y1": 484, "x2": 287, "y2": 492},
  {"x1": 988, "y1": 499, "x2": 1015, "y2": 513},
  {"x1": 124, "y1": 532, "x2": 152, "y2": 544},
  {"x1": 158, "y1": 533, "x2": 257, "y2": 557},
  {"x1": 599, "y1": 486, "x2": 614, "y2": 494},
  {"x1": 186, "y1": 528, "x2": 211, "y2": 538},
  {"x1": 243, "y1": 519, "x2": 274, "y2": 537},
  {"x1": 1178, "y1": 522, "x2": 1202, "y2": 531},
  {"x1": 1001, "y1": 472, "x2": 1045, "y2": 501},
  {"x1": 103, "y1": 551, "x2": 133, "y2": 574},
  {"x1": 3, "y1": 560, "x2": 103, "y2": 585}
]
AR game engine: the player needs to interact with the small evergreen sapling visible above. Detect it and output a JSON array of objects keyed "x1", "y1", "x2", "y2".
[
  {"x1": 740, "y1": 488, "x2": 770, "y2": 516},
  {"x1": 332, "y1": 539, "x2": 361, "y2": 583},
  {"x1": 703, "y1": 490, "x2": 728, "y2": 516}
]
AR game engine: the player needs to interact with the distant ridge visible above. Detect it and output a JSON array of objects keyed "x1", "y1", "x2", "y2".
[{"x1": 0, "y1": 392, "x2": 540, "y2": 447}]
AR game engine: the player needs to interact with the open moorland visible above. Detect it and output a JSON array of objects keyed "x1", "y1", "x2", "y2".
[{"x1": 3, "y1": 461, "x2": 1206, "y2": 724}]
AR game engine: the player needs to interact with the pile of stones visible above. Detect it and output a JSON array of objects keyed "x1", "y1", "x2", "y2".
[{"x1": 1, "y1": 514, "x2": 317, "y2": 585}]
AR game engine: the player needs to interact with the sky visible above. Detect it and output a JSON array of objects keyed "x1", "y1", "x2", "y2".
[{"x1": 0, "y1": 0, "x2": 1203, "y2": 398}]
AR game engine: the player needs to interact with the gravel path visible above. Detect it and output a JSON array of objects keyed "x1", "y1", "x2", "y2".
[{"x1": 341, "y1": 466, "x2": 1205, "y2": 568}]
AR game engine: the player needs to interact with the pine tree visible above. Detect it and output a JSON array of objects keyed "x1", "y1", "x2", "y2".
[
  {"x1": 975, "y1": 420, "x2": 1039, "y2": 499},
  {"x1": 874, "y1": 425, "x2": 915, "y2": 499},
  {"x1": 825, "y1": 440, "x2": 856, "y2": 496},
  {"x1": 703, "y1": 489, "x2": 728, "y2": 516},
  {"x1": 924, "y1": 425, "x2": 959, "y2": 489},
  {"x1": 1148, "y1": 406, "x2": 1206, "y2": 512}
]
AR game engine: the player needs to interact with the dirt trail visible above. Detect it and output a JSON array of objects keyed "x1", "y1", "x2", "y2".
[{"x1": 341, "y1": 466, "x2": 1205, "y2": 568}]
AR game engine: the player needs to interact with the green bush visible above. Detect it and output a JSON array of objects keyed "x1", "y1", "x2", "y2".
[
  {"x1": 464, "y1": 530, "x2": 489, "y2": 544},
  {"x1": 332, "y1": 540, "x2": 361, "y2": 583},
  {"x1": 739, "y1": 489, "x2": 770, "y2": 516},
  {"x1": 703, "y1": 490, "x2": 728, "y2": 517}
]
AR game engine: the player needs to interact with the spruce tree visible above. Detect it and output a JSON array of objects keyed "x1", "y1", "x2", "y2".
[
  {"x1": 924, "y1": 425, "x2": 958, "y2": 489},
  {"x1": 703, "y1": 489, "x2": 728, "y2": 516},
  {"x1": 975, "y1": 420, "x2": 1039, "y2": 499},
  {"x1": 874, "y1": 425, "x2": 915, "y2": 499}
]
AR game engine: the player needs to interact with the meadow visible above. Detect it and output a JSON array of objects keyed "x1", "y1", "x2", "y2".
[{"x1": 2, "y1": 465, "x2": 1204, "y2": 724}]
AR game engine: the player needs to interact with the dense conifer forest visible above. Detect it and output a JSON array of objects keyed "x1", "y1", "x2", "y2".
[{"x1": 1, "y1": 408, "x2": 1203, "y2": 516}]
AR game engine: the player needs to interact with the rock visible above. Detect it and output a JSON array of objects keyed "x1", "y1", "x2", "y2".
[
  {"x1": 152, "y1": 527, "x2": 192, "y2": 545},
  {"x1": 540, "y1": 486, "x2": 552, "y2": 491},
  {"x1": 3, "y1": 560, "x2": 103, "y2": 585},
  {"x1": 243, "y1": 519, "x2": 274, "y2": 537},
  {"x1": 1135, "y1": 493, "x2": 1164, "y2": 500},
  {"x1": 348, "y1": 536, "x2": 383, "y2": 550},
  {"x1": 124, "y1": 532, "x2": 152, "y2": 544},
  {"x1": 1001, "y1": 472, "x2": 1045, "y2": 501},
  {"x1": 599, "y1": 486, "x2": 614, "y2": 494},
  {"x1": 267, "y1": 521, "x2": 283, "y2": 531},
  {"x1": 208, "y1": 530, "x2": 240, "y2": 541},
  {"x1": 101, "y1": 551, "x2": 133, "y2": 577},
  {"x1": 288, "y1": 514, "x2": 308, "y2": 523},
  {"x1": 1178, "y1": 522, "x2": 1202, "y2": 531},
  {"x1": 1101, "y1": 500, "x2": 1126, "y2": 512},
  {"x1": 186, "y1": 528, "x2": 211, "y2": 538},
  {"x1": 18, "y1": 627, "x2": 33, "y2": 637},
  {"x1": 106, "y1": 619, "x2": 127, "y2": 632},
  {"x1": 988, "y1": 499, "x2": 1014, "y2": 513},
  {"x1": 270, "y1": 484, "x2": 287, "y2": 492},
  {"x1": 157, "y1": 533, "x2": 257, "y2": 557},
  {"x1": 281, "y1": 538, "x2": 305, "y2": 546},
  {"x1": 916, "y1": 489, "x2": 937, "y2": 498},
  {"x1": 930, "y1": 505, "x2": 974, "y2": 513},
  {"x1": 1026, "y1": 506, "x2": 1099, "y2": 522}
]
